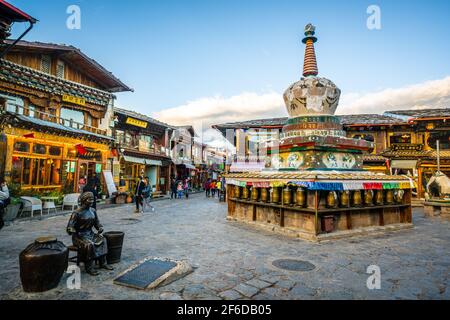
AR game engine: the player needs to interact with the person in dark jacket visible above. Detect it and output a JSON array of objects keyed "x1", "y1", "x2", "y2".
[
  {"x1": 83, "y1": 173, "x2": 100, "y2": 210},
  {"x1": 135, "y1": 175, "x2": 146, "y2": 213},
  {"x1": 170, "y1": 178, "x2": 177, "y2": 199}
]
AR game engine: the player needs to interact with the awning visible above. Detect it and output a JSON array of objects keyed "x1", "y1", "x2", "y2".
[
  {"x1": 391, "y1": 160, "x2": 418, "y2": 169},
  {"x1": 230, "y1": 162, "x2": 265, "y2": 172},
  {"x1": 145, "y1": 159, "x2": 162, "y2": 166},
  {"x1": 123, "y1": 155, "x2": 162, "y2": 166},
  {"x1": 182, "y1": 163, "x2": 196, "y2": 170}
]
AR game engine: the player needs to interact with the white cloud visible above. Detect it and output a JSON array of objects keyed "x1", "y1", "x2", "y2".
[{"x1": 152, "y1": 76, "x2": 450, "y2": 146}]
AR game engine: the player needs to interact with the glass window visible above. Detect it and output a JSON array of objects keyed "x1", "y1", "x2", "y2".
[
  {"x1": 428, "y1": 131, "x2": 450, "y2": 150},
  {"x1": 22, "y1": 158, "x2": 32, "y2": 185},
  {"x1": 49, "y1": 146, "x2": 62, "y2": 156},
  {"x1": 56, "y1": 60, "x2": 65, "y2": 79},
  {"x1": 33, "y1": 144, "x2": 47, "y2": 155},
  {"x1": 14, "y1": 141, "x2": 30, "y2": 153},
  {"x1": 60, "y1": 108, "x2": 85, "y2": 128},
  {"x1": 0, "y1": 94, "x2": 24, "y2": 114},
  {"x1": 28, "y1": 104, "x2": 36, "y2": 118}
]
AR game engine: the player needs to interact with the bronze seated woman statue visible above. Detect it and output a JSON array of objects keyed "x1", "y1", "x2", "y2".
[{"x1": 66, "y1": 192, "x2": 113, "y2": 276}]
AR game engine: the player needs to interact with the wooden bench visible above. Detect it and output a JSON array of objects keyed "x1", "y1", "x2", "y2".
[{"x1": 152, "y1": 191, "x2": 164, "y2": 199}]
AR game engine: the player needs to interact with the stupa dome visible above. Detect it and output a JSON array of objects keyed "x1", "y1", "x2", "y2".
[
  {"x1": 283, "y1": 76, "x2": 341, "y2": 116},
  {"x1": 283, "y1": 24, "x2": 341, "y2": 117}
]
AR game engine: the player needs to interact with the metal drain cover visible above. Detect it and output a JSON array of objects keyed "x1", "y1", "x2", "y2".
[
  {"x1": 272, "y1": 259, "x2": 316, "y2": 272},
  {"x1": 120, "y1": 218, "x2": 142, "y2": 225}
]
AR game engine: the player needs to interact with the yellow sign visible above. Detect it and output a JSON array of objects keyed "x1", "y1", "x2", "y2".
[
  {"x1": 126, "y1": 117, "x2": 148, "y2": 128},
  {"x1": 62, "y1": 94, "x2": 86, "y2": 106}
]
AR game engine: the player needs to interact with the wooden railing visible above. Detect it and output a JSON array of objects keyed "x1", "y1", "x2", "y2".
[{"x1": 6, "y1": 104, "x2": 107, "y2": 136}]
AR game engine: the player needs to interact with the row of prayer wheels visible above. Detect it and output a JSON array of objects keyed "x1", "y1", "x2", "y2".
[
  {"x1": 233, "y1": 185, "x2": 405, "y2": 208},
  {"x1": 233, "y1": 185, "x2": 308, "y2": 207}
]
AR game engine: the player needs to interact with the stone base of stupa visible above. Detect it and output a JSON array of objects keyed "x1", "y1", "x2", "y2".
[{"x1": 225, "y1": 170, "x2": 413, "y2": 242}]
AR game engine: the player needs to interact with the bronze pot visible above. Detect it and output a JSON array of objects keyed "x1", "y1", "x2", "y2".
[
  {"x1": 375, "y1": 190, "x2": 384, "y2": 205},
  {"x1": 251, "y1": 187, "x2": 259, "y2": 201},
  {"x1": 296, "y1": 188, "x2": 306, "y2": 207},
  {"x1": 352, "y1": 190, "x2": 362, "y2": 207},
  {"x1": 364, "y1": 190, "x2": 374, "y2": 206},
  {"x1": 19, "y1": 237, "x2": 68, "y2": 293},
  {"x1": 283, "y1": 188, "x2": 292, "y2": 206},
  {"x1": 340, "y1": 190, "x2": 350, "y2": 207},
  {"x1": 260, "y1": 188, "x2": 269, "y2": 202},
  {"x1": 272, "y1": 187, "x2": 280, "y2": 204},
  {"x1": 385, "y1": 190, "x2": 394, "y2": 204},
  {"x1": 326, "y1": 191, "x2": 338, "y2": 208}
]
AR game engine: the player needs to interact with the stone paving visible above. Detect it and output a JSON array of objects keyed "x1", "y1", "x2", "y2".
[{"x1": 0, "y1": 193, "x2": 449, "y2": 300}]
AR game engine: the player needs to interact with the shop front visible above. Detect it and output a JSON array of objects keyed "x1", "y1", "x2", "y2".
[{"x1": 3, "y1": 125, "x2": 111, "y2": 194}]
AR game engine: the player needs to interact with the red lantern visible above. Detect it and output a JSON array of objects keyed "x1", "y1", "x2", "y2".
[{"x1": 75, "y1": 144, "x2": 87, "y2": 156}]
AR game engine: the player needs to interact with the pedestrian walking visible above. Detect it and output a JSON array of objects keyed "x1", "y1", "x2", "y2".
[
  {"x1": 135, "y1": 175, "x2": 145, "y2": 213},
  {"x1": 216, "y1": 179, "x2": 222, "y2": 199},
  {"x1": 204, "y1": 179, "x2": 211, "y2": 197},
  {"x1": 0, "y1": 180, "x2": 10, "y2": 231},
  {"x1": 83, "y1": 173, "x2": 100, "y2": 210},
  {"x1": 211, "y1": 180, "x2": 216, "y2": 197},
  {"x1": 170, "y1": 178, "x2": 177, "y2": 199},
  {"x1": 142, "y1": 177, "x2": 155, "y2": 212},
  {"x1": 177, "y1": 181, "x2": 184, "y2": 199},
  {"x1": 184, "y1": 179, "x2": 189, "y2": 199}
]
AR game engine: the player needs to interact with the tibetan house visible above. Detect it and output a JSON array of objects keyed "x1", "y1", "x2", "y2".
[
  {"x1": 171, "y1": 125, "x2": 196, "y2": 179},
  {"x1": 0, "y1": 40, "x2": 132, "y2": 194},
  {"x1": 220, "y1": 25, "x2": 413, "y2": 241},
  {"x1": 113, "y1": 108, "x2": 173, "y2": 195}
]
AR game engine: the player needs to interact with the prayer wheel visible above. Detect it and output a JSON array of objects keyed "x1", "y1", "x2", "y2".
[
  {"x1": 251, "y1": 187, "x2": 259, "y2": 201},
  {"x1": 340, "y1": 190, "x2": 350, "y2": 207},
  {"x1": 352, "y1": 190, "x2": 362, "y2": 207},
  {"x1": 260, "y1": 188, "x2": 269, "y2": 202},
  {"x1": 394, "y1": 189, "x2": 405, "y2": 203},
  {"x1": 364, "y1": 190, "x2": 374, "y2": 206},
  {"x1": 326, "y1": 191, "x2": 338, "y2": 208},
  {"x1": 385, "y1": 190, "x2": 394, "y2": 204},
  {"x1": 296, "y1": 188, "x2": 306, "y2": 207},
  {"x1": 242, "y1": 186, "x2": 250, "y2": 200},
  {"x1": 272, "y1": 187, "x2": 281, "y2": 204},
  {"x1": 283, "y1": 188, "x2": 292, "y2": 206},
  {"x1": 375, "y1": 190, "x2": 384, "y2": 205},
  {"x1": 234, "y1": 185, "x2": 242, "y2": 199}
]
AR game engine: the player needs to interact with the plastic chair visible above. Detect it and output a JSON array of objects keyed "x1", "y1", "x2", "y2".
[
  {"x1": 19, "y1": 197, "x2": 43, "y2": 218},
  {"x1": 63, "y1": 193, "x2": 80, "y2": 211}
]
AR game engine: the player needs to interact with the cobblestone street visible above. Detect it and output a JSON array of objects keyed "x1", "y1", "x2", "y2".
[{"x1": 0, "y1": 193, "x2": 449, "y2": 300}]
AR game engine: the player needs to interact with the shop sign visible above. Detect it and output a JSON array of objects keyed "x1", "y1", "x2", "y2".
[
  {"x1": 126, "y1": 117, "x2": 148, "y2": 128},
  {"x1": 392, "y1": 144, "x2": 423, "y2": 151},
  {"x1": 62, "y1": 94, "x2": 86, "y2": 106}
]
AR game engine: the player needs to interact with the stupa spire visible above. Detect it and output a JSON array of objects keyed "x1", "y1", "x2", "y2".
[{"x1": 302, "y1": 23, "x2": 318, "y2": 77}]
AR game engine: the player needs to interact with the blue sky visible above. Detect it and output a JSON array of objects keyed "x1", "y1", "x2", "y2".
[{"x1": 8, "y1": 0, "x2": 450, "y2": 127}]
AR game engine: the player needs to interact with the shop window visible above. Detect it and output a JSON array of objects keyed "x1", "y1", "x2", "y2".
[
  {"x1": 14, "y1": 141, "x2": 30, "y2": 153},
  {"x1": 62, "y1": 161, "x2": 76, "y2": 194},
  {"x1": 390, "y1": 133, "x2": 411, "y2": 145},
  {"x1": 428, "y1": 131, "x2": 450, "y2": 150},
  {"x1": 12, "y1": 157, "x2": 32, "y2": 185},
  {"x1": 49, "y1": 146, "x2": 62, "y2": 156},
  {"x1": 60, "y1": 107, "x2": 85, "y2": 128},
  {"x1": 33, "y1": 144, "x2": 47, "y2": 155}
]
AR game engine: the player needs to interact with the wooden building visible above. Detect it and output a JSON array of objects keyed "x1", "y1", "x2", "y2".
[
  {"x1": 0, "y1": 40, "x2": 132, "y2": 194},
  {"x1": 113, "y1": 108, "x2": 173, "y2": 195}
]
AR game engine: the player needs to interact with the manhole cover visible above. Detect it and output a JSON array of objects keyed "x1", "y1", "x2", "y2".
[
  {"x1": 272, "y1": 259, "x2": 316, "y2": 272},
  {"x1": 120, "y1": 218, "x2": 142, "y2": 225}
]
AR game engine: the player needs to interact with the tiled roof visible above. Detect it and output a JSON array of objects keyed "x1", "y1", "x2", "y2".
[
  {"x1": 3, "y1": 40, "x2": 132, "y2": 92},
  {"x1": 114, "y1": 107, "x2": 175, "y2": 130},
  {"x1": 338, "y1": 114, "x2": 405, "y2": 125},
  {"x1": 225, "y1": 171, "x2": 410, "y2": 181},
  {"x1": 382, "y1": 149, "x2": 450, "y2": 159},
  {"x1": 6, "y1": 111, "x2": 114, "y2": 142},
  {"x1": 384, "y1": 108, "x2": 450, "y2": 119},
  {"x1": 0, "y1": 59, "x2": 113, "y2": 106}
]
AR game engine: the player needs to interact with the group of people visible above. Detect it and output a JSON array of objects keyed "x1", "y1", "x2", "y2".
[
  {"x1": 170, "y1": 177, "x2": 190, "y2": 199},
  {"x1": 134, "y1": 175, "x2": 154, "y2": 213},
  {"x1": 204, "y1": 178, "x2": 225, "y2": 199}
]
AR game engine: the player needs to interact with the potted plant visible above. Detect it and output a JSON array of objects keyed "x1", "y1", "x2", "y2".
[{"x1": 3, "y1": 183, "x2": 22, "y2": 222}]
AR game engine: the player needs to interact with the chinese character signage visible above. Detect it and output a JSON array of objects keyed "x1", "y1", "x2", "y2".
[
  {"x1": 126, "y1": 117, "x2": 148, "y2": 129},
  {"x1": 62, "y1": 94, "x2": 86, "y2": 106},
  {"x1": 391, "y1": 144, "x2": 423, "y2": 151}
]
